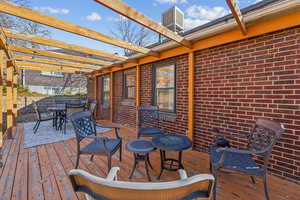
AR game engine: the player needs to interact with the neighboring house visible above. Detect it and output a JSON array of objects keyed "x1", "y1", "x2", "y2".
[
  {"x1": 22, "y1": 69, "x2": 86, "y2": 95},
  {"x1": 20, "y1": 48, "x2": 116, "y2": 95}
]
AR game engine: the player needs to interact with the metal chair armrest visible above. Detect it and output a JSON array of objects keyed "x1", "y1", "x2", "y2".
[
  {"x1": 178, "y1": 169, "x2": 188, "y2": 179},
  {"x1": 106, "y1": 167, "x2": 120, "y2": 181},
  {"x1": 94, "y1": 123, "x2": 121, "y2": 139},
  {"x1": 216, "y1": 147, "x2": 265, "y2": 155},
  {"x1": 212, "y1": 128, "x2": 247, "y2": 139}
]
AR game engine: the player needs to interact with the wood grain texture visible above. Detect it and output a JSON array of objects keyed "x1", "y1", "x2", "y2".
[
  {"x1": 10, "y1": 45, "x2": 109, "y2": 67},
  {"x1": 14, "y1": 55, "x2": 103, "y2": 71},
  {"x1": 3, "y1": 28, "x2": 127, "y2": 61},
  {"x1": 0, "y1": 123, "x2": 299, "y2": 200},
  {"x1": 226, "y1": 0, "x2": 247, "y2": 35},
  {"x1": 16, "y1": 62, "x2": 93, "y2": 73},
  {"x1": 6, "y1": 63, "x2": 13, "y2": 138},
  {"x1": 93, "y1": 0, "x2": 192, "y2": 48},
  {"x1": 0, "y1": 1, "x2": 150, "y2": 54}
]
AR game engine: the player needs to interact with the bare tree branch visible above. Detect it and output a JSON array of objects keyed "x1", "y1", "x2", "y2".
[{"x1": 111, "y1": 16, "x2": 156, "y2": 55}]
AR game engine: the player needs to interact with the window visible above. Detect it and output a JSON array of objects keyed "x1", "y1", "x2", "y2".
[
  {"x1": 41, "y1": 71, "x2": 64, "y2": 77},
  {"x1": 153, "y1": 63, "x2": 176, "y2": 112},
  {"x1": 101, "y1": 75, "x2": 110, "y2": 108},
  {"x1": 124, "y1": 70, "x2": 136, "y2": 99},
  {"x1": 43, "y1": 86, "x2": 60, "y2": 95}
]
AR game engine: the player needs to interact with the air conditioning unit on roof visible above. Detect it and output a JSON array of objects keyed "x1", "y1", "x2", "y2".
[{"x1": 162, "y1": 6, "x2": 184, "y2": 33}]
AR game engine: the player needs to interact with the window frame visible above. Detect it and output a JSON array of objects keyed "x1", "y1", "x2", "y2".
[
  {"x1": 101, "y1": 75, "x2": 110, "y2": 109},
  {"x1": 123, "y1": 69, "x2": 136, "y2": 100},
  {"x1": 41, "y1": 71, "x2": 64, "y2": 77},
  {"x1": 152, "y1": 60, "x2": 177, "y2": 113}
]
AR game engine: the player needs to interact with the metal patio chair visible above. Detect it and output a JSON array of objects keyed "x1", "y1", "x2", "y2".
[
  {"x1": 210, "y1": 118, "x2": 284, "y2": 200},
  {"x1": 69, "y1": 167, "x2": 215, "y2": 200},
  {"x1": 69, "y1": 110, "x2": 122, "y2": 172},
  {"x1": 32, "y1": 101, "x2": 56, "y2": 134},
  {"x1": 137, "y1": 106, "x2": 164, "y2": 138}
]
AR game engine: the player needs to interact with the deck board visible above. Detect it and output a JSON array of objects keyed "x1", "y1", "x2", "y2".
[{"x1": 0, "y1": 122, "x2": 299, "y2": 200}]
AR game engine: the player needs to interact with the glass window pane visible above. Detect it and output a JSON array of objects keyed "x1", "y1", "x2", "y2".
[
  {"x1": 126, "y1": 74, "x2": 135, "y2": 86},
  {"x1": 103, "y1": 77, "x2": 110, "y2": 92},
  {"x1": 103, "y1": 92, "x2": 110, "y2": 107},
  {"x1": 156, "y1": 65, "x2": 175, "y2": 88},
  {"x1": 127, "y1": 87, "x2": 135, "y2": 99},
  {"x1": 156, "y1": 89, "x2": 174, "y2": 111}
]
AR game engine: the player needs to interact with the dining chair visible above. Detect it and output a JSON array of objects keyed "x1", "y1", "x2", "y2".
[
  {"x1": 69, "y1": 110, "x2": 122, "y2": 172},
  {"x1": 210, "y1": 118, "x2": 284, "y2": 200},
  {"x1": 137, "y1": 106, "x2": 164, "y2": 138},
  {"x1": 32, "y1": 100, "x2": 56, "y2": 134}
]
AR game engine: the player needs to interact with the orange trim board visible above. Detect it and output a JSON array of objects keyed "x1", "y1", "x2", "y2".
[{"x1": 94, "y1": 10, "x2": 300, "y2": 76}]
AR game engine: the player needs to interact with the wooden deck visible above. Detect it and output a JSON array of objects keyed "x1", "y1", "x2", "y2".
[{"x1": 0, "y1": 122, "x2": 299, "y2": 200}]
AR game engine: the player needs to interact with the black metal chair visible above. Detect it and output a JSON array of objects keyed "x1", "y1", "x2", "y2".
[
  {"x1": 137, "y1": 106, "x2": 164, "y2": 138},
  {"x1": 32, "y1": 101, "x2": 56, "y2": 134},
  {"x1": 69, "y1": 110, "x2": 122, "y2": 173},
  {"x1": 210, "y1": 118, "x2": 284, "y2": 200}
]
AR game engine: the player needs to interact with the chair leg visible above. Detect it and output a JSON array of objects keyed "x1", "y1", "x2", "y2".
[
  {"x1": 33, "y1": 121, "x2": 38, "y2": 130},
  {"x1": 212, "y1": 169, "x2": 218, "y2": 200},
  {"x1": 263, "y1": 175, "x2": 270, "y2": 200},
  {"x1": 250, "y1": 176, "x2": 256, "y2": 184},
  {"x1": 119, "y1": 146, "x2": 122, "y2": 162},
  {"x1": 90, "y1": 155, "x2": 94, "y2": 161},
  {"x1": 107, "y1": 156, "x2": 112, "y2": 174},
  {"x1": 75, "y1": 154, "x2": 80, "y2": 168},
  {"x1": 34, "y1": 121, "x2": 40, "y2": 134}
]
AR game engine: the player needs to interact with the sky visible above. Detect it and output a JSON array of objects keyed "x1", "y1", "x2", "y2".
[{"x1": 25, "y1": 0, "x2": 263, "y2": 55}]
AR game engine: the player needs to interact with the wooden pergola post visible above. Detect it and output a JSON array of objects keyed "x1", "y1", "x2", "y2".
[
  {"x1": 6, "y1": 61, "x2": 14, "y2": 138},
  {"x1": 136, "y1": 64, "x2": 140, "y2": 107},
  {"x1": 188, "y1": 52, "x2": 194, "y2": 140},
  {"x1": 110, "y1": 72, "x2": 113, "y2": 122},
  {"x1": 12, "y1": 72, "x2": 18, "y2": 126},
  {"x1": 0, "y1": 51, "x2": 4, "y2": 166}
]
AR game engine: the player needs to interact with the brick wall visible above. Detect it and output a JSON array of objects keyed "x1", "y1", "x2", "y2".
[
  {"x1": 90, "y1": 26, "x2": 300, "y2": 183},
  {"x1": 194, "y1": 26, "x2": 300, "y2": 183},
  {"x1": 140, "y1": 55, "x2": 189, "y2": 135},
  {"x1": 112, "y1": 70, "x2": 136, "y2": 127}
]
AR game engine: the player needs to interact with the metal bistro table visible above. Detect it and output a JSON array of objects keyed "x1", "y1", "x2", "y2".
[
  {"x1": 47, "y1": 104, "x2": 67, "y2": 134},
  {"x1": 152, "y1": 133, "x2": 192, "y2": 180},
  {"x1": 127, "y1": 139, "x2": 156, "y2": 181}
]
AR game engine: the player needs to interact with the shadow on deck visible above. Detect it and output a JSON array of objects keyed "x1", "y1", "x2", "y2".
[{"x1": 0, "y1": 122, "x2": 299, "y2": 200}]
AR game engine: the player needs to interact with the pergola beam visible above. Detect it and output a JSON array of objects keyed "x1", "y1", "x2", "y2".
[
  {"x1": 0, "y1": 1, "x2": 152, "y2": 55},
  {"x1": 16, "y1": 61, "x2": 93, "y2": 73},
  {"x1": 226, "y1": 0, "x2": 247, "y2": 35},
  {"x1": 3, "y1": 28, "x2": 128, "y2": 61},
  {"x1": 9, "y1": 45, "x2": 109, "y2": 66},
  {"x1": 14, "y1": 55, "x2": 102, "y2": 70},
  {"x1": 0, "y1": 30, "x2": 17, "y2": 71},
  {"x1": 94, "y1": 0, "x2": 192, "y2": 48}
]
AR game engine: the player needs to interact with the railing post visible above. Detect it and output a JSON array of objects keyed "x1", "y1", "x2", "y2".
[
  {"x1": 188, "y1": 51, "x2": 194, "y2": 141},
  {"x1": 6, "y1": 61, "x2": 13, "y2": 138},
  {"x1": 13, "y1": 72, "x2": 18, "y2": 126},
  {"x1": 0, "y1": 51, "x2": 4, "y2": 167}
]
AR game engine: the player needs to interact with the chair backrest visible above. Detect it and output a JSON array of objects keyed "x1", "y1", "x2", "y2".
[
  {"x1": 247, "y1": 118, "x2": 284, "y2": 153},
  {"x1": 137, "y1": 106, "x2": 159, "y2": 127},
  {"x1": 69, "y1": 111, "x2": 96, "y2": 141},
  {"x1": 88, "y1": 101, "x2": 97, "y2": 114},
  {"x1": 32, "y1": 101, "x2": 41, "y2": 120},
  {"x1": 69, "y1": 169, "x2": 215, "y2": 200}
]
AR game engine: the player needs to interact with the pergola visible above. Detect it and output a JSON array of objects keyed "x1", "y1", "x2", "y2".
[{"x1": 0, "y1": 0, "x2": 298, "y2": 164}]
